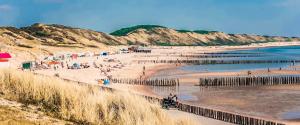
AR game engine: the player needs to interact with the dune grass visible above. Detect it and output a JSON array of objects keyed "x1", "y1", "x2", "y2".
[{"x1": 0, "y1": 69, "x2": 194, "y2": 125}]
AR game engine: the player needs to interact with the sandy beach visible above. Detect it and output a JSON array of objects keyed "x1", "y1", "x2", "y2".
[{"x1": 13, "y1": 41, "x2": 299, "y2": 125}]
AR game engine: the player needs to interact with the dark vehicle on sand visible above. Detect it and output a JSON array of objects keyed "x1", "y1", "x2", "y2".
[{"x1": 161, "y1": 94, "x2": 178, "y2": 109}]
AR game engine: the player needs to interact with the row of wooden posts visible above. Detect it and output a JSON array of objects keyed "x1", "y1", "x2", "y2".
[
  {"x1": 177, "y1": 103, "x2": 284, "y2": 125},
  {"x1": 177, "y1": 54, "x2": 264, "y2": 58},
  {"x1": 198, "y1": 52, "x2": 263, "y2": 55},
  {"x1": 198, "y1": 75, "x2": 300, "y2": 87},
  {"x1": 137, "y1": 59, "x2": 299, "y2": 65},
  {"x1": 142, "y1": 96, "x2": 284, "y2": 125},
  {"x1": 35, "y1": 73, "x2": 284, "y2": 125},
  {"x1": 111, "y1": 78, "x2": 179, "y2": 86},
  {"x1": 135, "y1": 54, "x2": 265, "y2": 58}
]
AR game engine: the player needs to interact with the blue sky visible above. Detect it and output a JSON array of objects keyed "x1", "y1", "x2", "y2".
[{"x1": 0, "y1": 0, "x2": 299, "y2": 36}]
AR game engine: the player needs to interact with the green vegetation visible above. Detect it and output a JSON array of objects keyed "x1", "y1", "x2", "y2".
[
  {"x1": 87, "y1": 44, "x2": 99, "y2": 48},
  {"x1": 110, "y1": 25, "x2": 166, "y2": 36},
  {"x1": 286, "y1": 38, "x2": 293, "y2": 42},
  {"x1": 153, "y1": 41, "x2": 173, "y2": 46},
  {"x1": 176, "y1": 29, "x2": 218, "y2": 34},
  {"x1": 153, "y1": 40, "x2": 251, "y2": 46},
  {"x1": 111, "y1": 25, "x2": 219, "y2": 36},
  {"x1": 176, "y1": 30, "x2": 193, "y2": 33},
  {"x1": 127, "y1": 41, "x2": 134, "y2": 45},
  {"x1": 35, "y1": 31, "x2": 51, "y2": 37},
  {"x1": 17, "y1": 44, "x2": 33, "y2": 48},
  {"x1": 193, "y1": 30, "x2": 218, "y2": 34}
]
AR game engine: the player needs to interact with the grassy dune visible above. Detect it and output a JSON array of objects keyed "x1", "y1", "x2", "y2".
[{"x1": 0, "y1": 69, "x2": 194, "y2": 125}]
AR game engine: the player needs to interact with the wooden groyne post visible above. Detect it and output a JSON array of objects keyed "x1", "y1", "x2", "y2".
[
  {"x1": 136, "y1": 59, "x2": 300, "y2": 65},
  {"x1": 142, "y1": 95, "x2": 285, "y2": 125},
  {"x1": 177, "y1": 103, "x2": 285, "y2": 125},
  {"x1": 111, "y1": 78, "x2": 180, "y2": 86},
  {"x1": 198, "y1": 75, "x2": 300, "y2": 87}
]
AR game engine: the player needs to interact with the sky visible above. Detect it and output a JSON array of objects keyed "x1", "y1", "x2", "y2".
[{"x1": 0, "y1": 0, "x2": 299, "y2": 37}]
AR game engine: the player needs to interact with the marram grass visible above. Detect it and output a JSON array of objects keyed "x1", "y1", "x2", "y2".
[{"x1": 0, "y1": 69, "x2": 195, "y2": 125}]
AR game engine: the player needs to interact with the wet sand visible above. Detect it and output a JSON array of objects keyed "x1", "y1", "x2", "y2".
[
  {"x1": 166, "y1": 110, "x2": 234, "y2": 125},
  {"x1": 146, "y1": 64, "x2": 300, "y2": 124}
]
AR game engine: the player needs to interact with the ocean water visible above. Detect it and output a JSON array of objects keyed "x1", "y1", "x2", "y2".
[
  {"x1": 179, "y1": 45, "x2": 300, "y2": 72},
  {"x1": 149, "y1": 45, "x2": 300, "y2": 121},
  {"x1": 281, "y1": 111, "x2": 300, "y2": 120}
]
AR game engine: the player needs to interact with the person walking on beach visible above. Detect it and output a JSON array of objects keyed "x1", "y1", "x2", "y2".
[{"x1": 168, "y1": 93, "x2": 173, "y2": 101}]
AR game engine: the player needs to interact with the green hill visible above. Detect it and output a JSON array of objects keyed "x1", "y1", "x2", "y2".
[
  {"x1": 110, "y1": 25, "x2": 165, "y2": 36},
  {"x1": 176, "y1": 29, "x2": 218, "y2": 34}
]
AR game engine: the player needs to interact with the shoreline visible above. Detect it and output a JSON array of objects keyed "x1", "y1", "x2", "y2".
[
  {"x1": 140, "y1": 42, "x2": 300, "y2": 125},
  {"x1": 145, "y1": 41, "x2": 300, "y2": 83}
]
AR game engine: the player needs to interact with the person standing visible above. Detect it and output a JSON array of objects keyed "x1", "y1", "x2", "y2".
[
  {"x1": 143, "y1": 65, "x2": 146, "y2": 76},
  {"x1": 61, "y1": 62, "x2": 64, "y2": 69}
]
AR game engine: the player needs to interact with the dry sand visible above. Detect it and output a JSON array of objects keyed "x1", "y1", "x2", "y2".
[{"x1": 0, "y1": 98, "x2": 72, "y2": 125}]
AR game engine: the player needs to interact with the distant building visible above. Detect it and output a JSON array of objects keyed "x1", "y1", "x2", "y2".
[
  {"x1": 0, "y1": 52, "x2": 12, "y2": 68},
  {"x1": 134, "y1": 47, "x2": 151, "y2": 53},
  {"x1": 120, "y1": 48, "x2": 129, "y2": 54}
]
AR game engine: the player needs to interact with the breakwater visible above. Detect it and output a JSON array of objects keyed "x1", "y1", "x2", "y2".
[{"x1": 198, "y1": 75, "x2": 300, "y2": 87}]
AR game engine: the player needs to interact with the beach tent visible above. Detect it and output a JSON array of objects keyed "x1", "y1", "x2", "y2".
[
  {"x1": 103, "y1": 79, "x2": 110, "y2": 85},
  {"x1": 0, "y1": 53, "x2": 11, "y2": 68},
  {"x1": 98, "y1": 79, "x2": 110, "y2": 85},
  {"x1": 78, "y1": 53, "x2": 85, "y2": 57},
  {"x1": 65, "y1": 53, "x2": 71, "y2": 58},
  {"x1": 22, "y1": 61, "x2": 35, "y2": 70},
  {"x1": 44, "y1": 56, "x2": 56, "y2": 61},
  {"x1": 98, "y1": 79, "x2": 104, "y2": 84},
  {"x1": 56, "y1": 54, "x2": 65, "y2": 60},
  {"x1": 48, "y1": 61, "x2": 60, "y2": 65},
  {"x1": 71, "y1": 54, "x2": 78, "y2": 59},
  {"x1": 72, "y1": 63, "x2": 80, "y2": 69}
]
